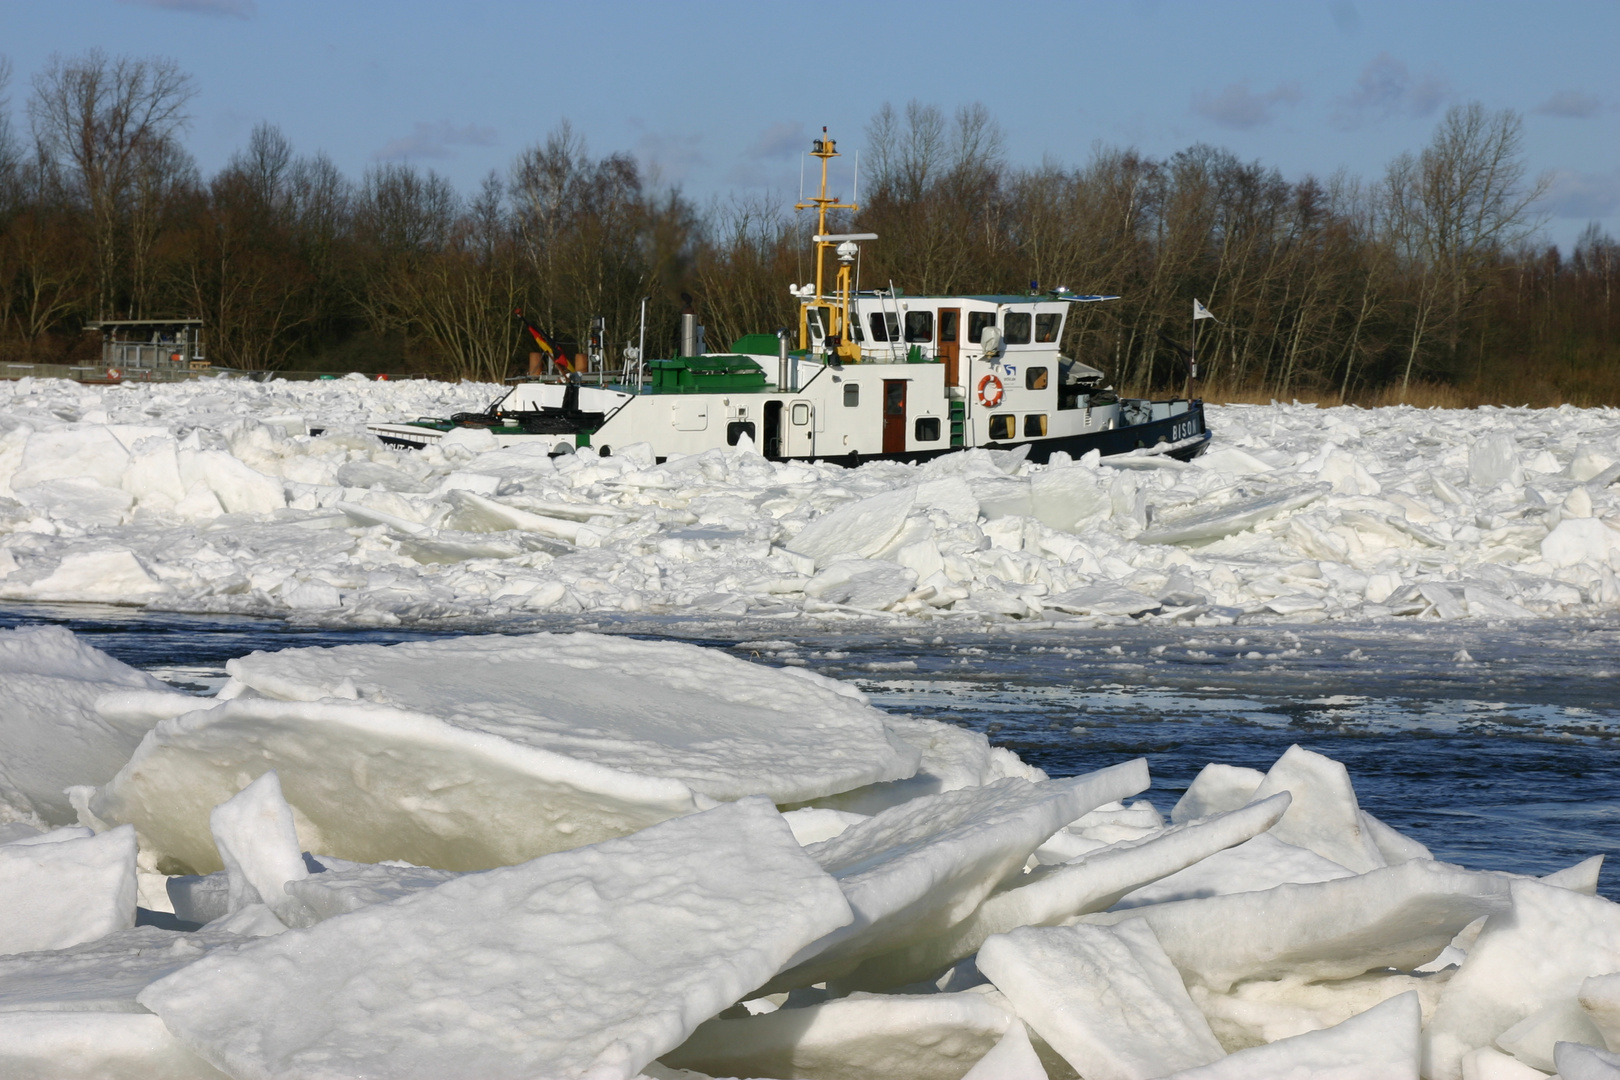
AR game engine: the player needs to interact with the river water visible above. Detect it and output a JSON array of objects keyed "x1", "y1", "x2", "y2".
[{"x1": 5, "y1": 603, "x2": 1616, "y2": 898}]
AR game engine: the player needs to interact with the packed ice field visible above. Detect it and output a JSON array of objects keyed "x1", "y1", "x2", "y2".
[
  {"x1": 0, "y1": 375, "x2": 1614, "y2": 626},
  {"x1": 0, "y1": 624, "x2": 1616, "y2": 1080}
]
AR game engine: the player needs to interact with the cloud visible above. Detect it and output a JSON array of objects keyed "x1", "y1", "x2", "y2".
[
  {"x1": 747, "y1": 121, "x2": 805, "y2": 160},
  {"x1": 1534, "y1": 90, "x2": 1603, "y2": 119},
  {"x1": 1191, "y1": 82, "x2": 1303, "y2": 130},
  {"x1": 372, "y1": 121, "x2": 497, "y2": 162},
  {"x1": 1332, "y1": 53, "x2": 1449, "y2": 128},
  {"x1": 118, "y1": 0, "x2": 256, "y2": 17},
  {"x1": 630, "y1": 125, "x2": 705, "y2": 185},
  {"x1": 1328, "y1": 1, "x2": 1361, "y2": 35},
  {"x1": 1541, "y1": 168, "x2": 1620, "y2": 219}
]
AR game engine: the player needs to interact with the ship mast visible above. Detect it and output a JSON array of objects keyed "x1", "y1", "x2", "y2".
[{"x1": 795, "y1": 128, "x2": 858, "y2": 351}]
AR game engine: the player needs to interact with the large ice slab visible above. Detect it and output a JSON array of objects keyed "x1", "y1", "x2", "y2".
[
  {"x1": 0, "y1": 626, "x2": 169, "y2": 825},
  {"x1": 1081, "y1": 859, "x2": 1510, "y2": 992},
  {"x1": 846, "y1": 795, "x2": 1290, "y2": 989},
  {"x1": 1426, "y1": 879, "x2": 1620, "y2": 1080},
  {"x1": 90, "y1": 694, "x2": 707, "y2": 873},
  {"x1": 220, "y1": 632, "x2": 920, "y2": 804},
  {"x1": 0, "y1": 825, "x2": 136, "y2": 956},
  {"x1": 977, "y1": 918, "x2": 1225, "y2": 1080},
  {"x1": 1156, "y1": 991, "x2": 1420, "y2": 1079},
  {"x1": 139, "y1": 797, "x2": 853, "y2": 1080},
  {"x1": 0, "y1": 1011, "x2": 228, "y2": 1079},
  {"x1": 770, "y1": 762, "x2": 1150, "y2": 991},
  {"x1": 664, "y1": 991, "x2": 1014, "y2": 1080}
]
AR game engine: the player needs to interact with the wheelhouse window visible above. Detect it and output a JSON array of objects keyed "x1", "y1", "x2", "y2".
[
  {"x1": 843, "y1": 383, "x2": 860, "y2": 407},
  {"x1": 914, "y1": 417, "x2": 941, "y2": 442},
  {"x1": 1035, "y1": 312, "x2": 1062, "y2": 343},
  {"x1": 806, "y1": 306, "x2": 829, "y2": 343},
  {"x1": 868, "y1": 312, "x2": 899, "y2": 342},
  {"x1": 988, "y1": 414, "x2": 1016, "y2": 440},
  {"x1": 904, "y1": 310, "x2": 934, "y2": 343},
  {"x1": 1024, "y1": 414, "x2": 1048, "y2": 437},
  {"x1": 1004, "y1": 311, "x2": 1032, "y2": 345},
  {"x1": 968, "y1": 311, "x2": 996, "y2": 348},
  {"x1": 1025, "y1": 366, "x2": 1049, "y2": 390}
]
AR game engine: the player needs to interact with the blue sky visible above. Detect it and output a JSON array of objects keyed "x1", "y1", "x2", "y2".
[{"x1": 3, "y1": 0, "x2": 1617, "y2": 250}]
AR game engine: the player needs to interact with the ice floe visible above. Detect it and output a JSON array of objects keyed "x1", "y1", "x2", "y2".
[{"x1": 0, "y1": 378, "x2": 1613, "y2": 626}]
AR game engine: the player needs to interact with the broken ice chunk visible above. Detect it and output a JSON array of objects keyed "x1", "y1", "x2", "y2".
[
  {"x1": 788, "y1": 486, "x2": 916, "y2": 567},
  {"x1": 207, "y1": 771, "x2": 307, "y2": 924},
  {"x1": 1426, "y1": 879, "x2": 1620, "y2": 1080},
  {"x1": 139, "y1": 797, "x2": 852, "y2": 1080},
  {"x1": 772, "y1": 763, "x2": 1150, "y2": 991},
  {"x1": 0, "y1": 825, "x2": 137, "y2": 956},
  {"x1": 664, "y1": 991, "x2": 1014, "y2": 1080},
  {"x1": 842, "y1": 795, "x2": 1289, "y2": 994},
  {"x1": 0, "y1": 1011, "x2": 227, "y2": 1079},
  {"x1": 1170, "y1": 764, "x2": 1265, "y2": 824},
  {"x1": 1113, "y1": 831, "x2": 1354, "y2": 909},
  {"x1": 1555, "y1": 1040, "x2": 1620, "y2": 1080},
  {"x1": 1136, "y1": 484, "x2": 1328, "y2": 546},
  {"x1": 1157, "y1": 991, "x2": 1420, "y2": 1079},
  {"x1": 961, "y1": 1021, "x2": 1050, "y2": 1080},
  {"x1": 1249, "y1": 745, "x2": 1386, "y2": 873},
  {"x1": 978, "y1": 919, "x2": 1225, "y2": 1080},
  {"x1": 1081, "y1": 859, "x2": 1510, "y2": 993},
  {"x1": 0, "y1": 626, "x2": 170, "y2": 826}
]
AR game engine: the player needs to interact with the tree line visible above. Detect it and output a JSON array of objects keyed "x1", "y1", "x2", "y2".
[{"x1": 0, "y1": 49, "x2": 1614, "y2": 403}]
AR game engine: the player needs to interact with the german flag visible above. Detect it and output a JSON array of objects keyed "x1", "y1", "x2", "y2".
[{"x1": 514, "y1": 309, "x2": 570, "y2": 372}]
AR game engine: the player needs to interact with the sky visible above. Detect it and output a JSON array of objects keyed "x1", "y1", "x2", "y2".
[{"x1": 2, "y1": 0, "x2": 1617, "y2": 251}]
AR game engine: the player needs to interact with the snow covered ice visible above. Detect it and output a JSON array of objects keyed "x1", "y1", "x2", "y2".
[{"x1": 0, "y1": 376, "x2": 1612, "y2": 626}]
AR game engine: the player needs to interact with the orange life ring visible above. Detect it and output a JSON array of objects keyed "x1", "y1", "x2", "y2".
[
  {"x1": 106, "y1": 368, "x2": 121, "y2": 380},
  {"x1": 977, "y1": 373, "x2": 1004, "y2": 407}
]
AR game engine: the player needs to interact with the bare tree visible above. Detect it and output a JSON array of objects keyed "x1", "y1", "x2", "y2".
[
  {"x1": 1384, "y1": 103, "x2": 1549, "y2": 394},
  {"x1": 28, "y1": 49, "x2": 195, "y2": 319},
  {"x1": 0, "y1": 57, "x2": 20, "y2": 216}
]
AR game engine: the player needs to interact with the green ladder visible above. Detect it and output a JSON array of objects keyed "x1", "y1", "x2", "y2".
[{"x1": 949, "y1": 400, "x2": 966, "y2": 447}]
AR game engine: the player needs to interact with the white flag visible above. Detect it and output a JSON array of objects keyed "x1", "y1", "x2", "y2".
[{"x1": 1193, "y1": 299, "x2": 1217, "y2": 321}]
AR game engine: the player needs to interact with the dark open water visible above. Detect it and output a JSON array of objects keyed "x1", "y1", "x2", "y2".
[{"x1": 4, "y1": 604, "x2": 1616, "y2": 898}]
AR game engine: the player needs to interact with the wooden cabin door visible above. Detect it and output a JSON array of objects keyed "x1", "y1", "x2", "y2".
[
  {"x1": 937, "y1": 308, "x2": 960, "y2": 387},
  {"x1": 883, "y1": 380, "x2": 907, "y2": 455}
]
